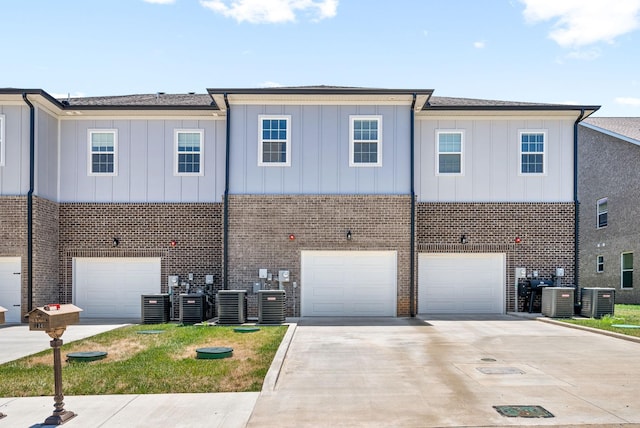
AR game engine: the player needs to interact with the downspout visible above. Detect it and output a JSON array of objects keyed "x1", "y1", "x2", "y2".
[
  {"x1": 223, "y1": 94, "x2": 231, "y2": 290},
  {"x1": 409, "y1": 94, "x2": 417, "y2": 317},
  {"x1": 573, "y1": 108, "x2": 585, "y2": 310},
  {"x1": 22, "y1": 93, "x2": 35, "y2": 313}
]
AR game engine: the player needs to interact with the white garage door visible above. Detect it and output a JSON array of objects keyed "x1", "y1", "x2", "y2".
[
  {"x1": 418, "y1": 253, "x2": 504, "y2": 314},
  {"x1": 0, "y1": 257, "x2": 22, "y2": 323},
  {"x1": 301, "y1": 251, "x2": 397, "y2": 317},
  {"x1": 73, "y1": 257, "x2": 161, "y2": 319}
]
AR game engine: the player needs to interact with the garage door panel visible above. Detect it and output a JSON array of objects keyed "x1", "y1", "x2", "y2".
[
  {"x1": 302, "y1": 251, "x2": 397, "y2": 317},
  {"x1": 419, "y1": 253, "x2": 504, "y2": 314}
]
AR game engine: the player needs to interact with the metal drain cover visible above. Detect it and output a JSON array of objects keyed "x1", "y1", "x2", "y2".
[
  {"x1": 494, "y1": 405, "x2": 554, "y2": 418},
  {"x1": 66, "y1": 351, "x2": 108, "y2": 362},
  {"x1": 477, "y1": 367, "x2": 525, "y2": 375}
]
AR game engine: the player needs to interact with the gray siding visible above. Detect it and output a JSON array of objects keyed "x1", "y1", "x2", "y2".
[
  {"x1": 0, "y1": 105, "x2": 30, "y2": 195},
  {"x1": 229, "y1": 104, "x2": 411, "y2": 195},
  {"x1": 415, "y1": 117, "x2": 575, "y2": 202},
  {"x1": 35, "y1": 108, "x2": 59, "y2": 200},
  {"x1": 59, "y1": 118, "x2": 225, "y2": 203}
]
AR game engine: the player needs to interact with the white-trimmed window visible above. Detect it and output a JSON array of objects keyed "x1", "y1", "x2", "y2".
[
  {"x1": 519, "y1": 130, "x2": 546, "y2": 174},
  {"x1": 597, "y1": 198, "x2": 608, "y2": 229},
  {"x1": 436, "y1": 130, "x2": 464, "y2": 175},
  {"x1": 596, "y1": 255, "x2": 604, "y2": 273},
  {"x1": 259, "y1": 115, "x2": 291, "y2": 167},
  {"x1": 0, "y1": 114, "x2": 5, "y2": 166},
  {"x1": 175, "y1": 129, "x2": 204, "y2": 176},
  {"x1": 350, "y1": 115, "x2": 382, "y2": 167},
  {"x1": 88, "y1": 130, "x2": 117, "y2": 176},
  {"x1": 622, "y1": 252, "x2": 633, "y2": 289}
]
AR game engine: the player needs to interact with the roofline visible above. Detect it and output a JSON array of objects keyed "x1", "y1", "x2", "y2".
[
  {"x1": 422, "y1": 104, "x2": 601, "y2": 114},
  {"x1": 580, "y1": 121, "x2": 640, "y2": 147},
  {"x1": 0, "y1": 88, "x2": 66, "y2": 108},
  {"x1": 207, "y1": 87, "x2": 434, "y2": 96}
]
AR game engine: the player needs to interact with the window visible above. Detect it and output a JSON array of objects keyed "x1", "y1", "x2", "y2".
[
  {"x1": 596, "y1": 255, "x2": 604, "y2": 273},
  {"x1": 0, "y1": 114, "x2": 5, "y2": 166},
  {"x1": 436, "y1": 130, "x2": 464, "y2": 174},
  {"x1": 175, "y1": 129, "x2": 204, "y2": 175},
  {"x1": 519, "y1": 131, "x2": 546, "y2": 174},
  {"x1": 350, "y1": 116, "x2": 382, "y2": 167},
  {"x1": 259, "y1": 115, "x2": 290, "y2": 166},
  {"x1": 622, "y1": 252, "x2": 633, "y2": 289},
  {"x1": 597, "y1": 198, "x2": 608, "y2": 228},
  {"x1": 88, "y1": 130, "x2": 117, "y2": 175}
]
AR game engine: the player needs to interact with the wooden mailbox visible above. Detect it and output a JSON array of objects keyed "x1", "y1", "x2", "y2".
[
  {"x1": 28, "y1": 304, "x2": 82, "y2": 332},
  {"x1": 0, "y1": 306, "x2": 7, "y2": 324}
]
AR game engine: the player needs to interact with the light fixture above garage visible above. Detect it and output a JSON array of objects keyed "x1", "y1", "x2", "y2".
[
  {"x1": 112, "y1": 237, "x2": 119, "y2": 247},
  {"x1": 460, "y1": 234, "x2": 468, "y2": 244},
  {"x1": 346, "y1": 230, "x2": 352, "y2": 241}
]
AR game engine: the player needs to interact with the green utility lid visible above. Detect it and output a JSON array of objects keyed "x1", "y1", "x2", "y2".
[
  {"x1": 66, "y1": 351, "x2": 108, "y2": 362},
  {"x1": 234, "y1": 327, "x2": 260, "y2": 333},
  {"x1": 196, "y1": 347, "x2": 233, "y2": 359}
]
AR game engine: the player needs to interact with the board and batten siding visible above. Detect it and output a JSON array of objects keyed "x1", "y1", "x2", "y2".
[
  {"x1": 229, "y1": 104, "x2": 411, "y2": 195},
  {"x1": 59, "y1": 119, "x2": 225, "y2": 203},
  {"x1": 415, "y1": 117, "x2": 575, "y2": 202},
  {"x1": 35, "y1": 108, "x2": 59, "y2": 201},
  {"x1": 0, "y1": 105, "x2": 30, "y2": 196}
]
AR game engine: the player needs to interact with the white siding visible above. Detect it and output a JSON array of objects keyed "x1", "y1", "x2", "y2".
[{"x1": 0, "y1": 105, "x2": 30, "y2": 195}]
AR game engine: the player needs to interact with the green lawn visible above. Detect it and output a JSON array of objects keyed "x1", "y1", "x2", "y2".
[
  {"x1": 559, "y1": 304, "x2": 640, "y2": 338},
  {"x1": 0, "y1": 323, "x2": 287, "y2": 397}
]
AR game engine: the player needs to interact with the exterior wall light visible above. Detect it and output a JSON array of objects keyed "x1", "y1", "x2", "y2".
[
  {"x1": 460, "y1": 234, "x2": 468, "y2": 244},
  {"x1": 112, "y1": 237, "x2": 119, "y2": 247},
  {"x1": 346, "y1": 230, "x2": 352, "y2": 241}
]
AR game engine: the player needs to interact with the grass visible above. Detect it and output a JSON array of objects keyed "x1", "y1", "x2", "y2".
[
  {"x1": 559, "y1": 304, "x2": 640, "y2": 338},
  {"x1": 0, "y1": 323, "x2": 287, "y2": 397}
]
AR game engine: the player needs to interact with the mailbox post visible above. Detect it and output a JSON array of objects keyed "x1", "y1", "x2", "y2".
[
  {"x1": 0, "y1": 306, "x2": 5, "y2": 419},
  {"x1": 28, "y1": 304, "x2": 82, "y2": 426}
]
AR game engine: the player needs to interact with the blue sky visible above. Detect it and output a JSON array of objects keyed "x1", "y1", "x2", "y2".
[{"x1": 2, "y1": 0, "x2": 640, "y2": 116}]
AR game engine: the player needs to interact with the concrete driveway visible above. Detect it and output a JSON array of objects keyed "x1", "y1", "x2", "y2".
[{"x1": 248, "y1": 315, "x2": 640, "y2": 427}]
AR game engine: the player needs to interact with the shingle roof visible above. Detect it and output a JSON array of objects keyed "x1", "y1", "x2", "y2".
[
  {"x1": 582, "y1": 117, "x2": 640, "y2": 143},
  {"x1": 60, "y1": 93, "x2": 215, "y2": 108},
  {"x1": 426, "y1": 96, "x2": 596, "y2": 111}
]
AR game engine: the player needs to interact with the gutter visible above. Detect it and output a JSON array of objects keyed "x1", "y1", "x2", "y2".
[
  {"x1": 223, "y1": 93, "x2": 231, "y2": 290},
  {"x1": 22, "y1": 93, "x2": 35, "y2": 314},
  {"x1": 573, "y1": 108, "x2": 585, "y2": 310},
  {"x1": 410, "y1": 94, "x2": 417, "y2": 317}
]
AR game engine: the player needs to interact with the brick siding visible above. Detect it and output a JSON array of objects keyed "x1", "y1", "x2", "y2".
[{"x1": 0, "y1": 196, "x2": 27, "y2": 319}]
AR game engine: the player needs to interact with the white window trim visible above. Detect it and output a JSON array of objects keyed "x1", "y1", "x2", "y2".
[
  {"x1": 621, "y1": 252, "x2": 633, "y2": 289},
  {"x1": 174, "y1": 129, "x2": 205, "y2": 176},
  {"x1": 258, "y1": 115, "x2": 291, "y2": 167},
  {"x1": 435, "y1": 129, "x2": 464, "y2": 176},
  {"x1": 349, "y1": 115, "x2": 382, "y2": 167},
  {"x1": 88, "y1": 129, "x2": 118, "y2": 176},
  {"x1": 0, "y1": 114, "x2": 5, "y2": 166},
  {"x1": 597, "y1": 197, "x2": 608, "y2": 229},
  {"x1": 596, "y1": 255, "x2": 604, "y2": 273},
  {"x1": 518, "y1": 129, "x2": 547, "y2": 176}
]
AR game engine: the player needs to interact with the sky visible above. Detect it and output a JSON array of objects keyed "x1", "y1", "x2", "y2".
[{"x1": 2, "y1": 0, "x2": 640, "y2": 117}]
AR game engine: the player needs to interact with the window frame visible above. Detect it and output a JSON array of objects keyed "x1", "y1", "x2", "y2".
[
  {"x1": 518, "y1": 130, "x2": 547, "y2": 175},
  {"x1": 435, "y1": 130, "x2": 464, "y2": 175},
  {"x1": 258, "y1": 115, "x2": 291, "y2": 167},
  {"x1": 87, "y1": 129, "x2": 118, "y2": 176},
  {"x1": 349, "y1": 115, "x2": 383, "y2": 167},
  {"x1": 596, "y1": 255, "x2": 604, "y2": 273},
  {"x1": 0, "y1": 114, "x2": 5, "y2": 166},
  {"x1": 174, "y1": 129, "x2": 205, "y2": 176},
  {"x1": 621, "y1": 252, "x2": 634, "y2": 289},
  {"x1": 597, "y1": 197, "x2": 608, "y2": 229}
]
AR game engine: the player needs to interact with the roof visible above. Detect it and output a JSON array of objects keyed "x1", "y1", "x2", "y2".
[
  {"x1": 581, "y1": 117, "x2": 640, "y2": 145},
  {"x1": 61, "y1": 93, "x2": 216, "y2": 109},
  {"x1": 426, "y1": 96, "x2": 599, "y2": 113}
]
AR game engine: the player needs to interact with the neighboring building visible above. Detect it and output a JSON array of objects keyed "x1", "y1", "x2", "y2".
[
  {"x1": 578, "y1": 118, "x2": 640, "y2": 304},
  {"x1": 0, "y1": 87, "x2": 598, "y2": 322}
]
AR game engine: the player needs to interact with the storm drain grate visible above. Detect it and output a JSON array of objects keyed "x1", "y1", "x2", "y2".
[
  {"x1": 477, "y1": 367, "x2": 525, "y2": 375},
  {"x1": 493, "y1": 405, "x2": 554, "y2": 418}
]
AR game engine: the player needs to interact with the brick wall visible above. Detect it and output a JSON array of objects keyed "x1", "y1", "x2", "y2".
[
  {"x1": 417, "y1": 202, "x2": 576, "y2": 312},
  {"x1": 227, "y1": 195, "x2": 412, "y2": 317},
  {"x1": 59, "y1": 203, "x2": 223, "y2": 317},
  {"x1": 0, "y1": 196, "x2": 27, "y2": 318},
  {"x1": 32, "y1": 196, "x2": 60, "y2": 307}
]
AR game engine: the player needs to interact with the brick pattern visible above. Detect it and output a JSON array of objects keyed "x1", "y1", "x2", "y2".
[
  {"x1": 59, "y1": 203, "x2": 223, "y2": 318},
  {"x1": 33, "y1": 196, "x2": 60, "y2": 307},
  {"x1": 0, "y1": 196, "x2": 27, "y2": 318},
  {"x1": 417, "y1": 202, "x2": 576, "y2": 312},
  {"x1": 227, "y1": 195, "x2": 412, "y2": 317}
]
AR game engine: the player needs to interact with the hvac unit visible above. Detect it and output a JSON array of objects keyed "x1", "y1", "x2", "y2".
[
  {"x1": 581, "y1": 288, "x2": 615, "y2": 318},
  {"x1": 258, "y1": 290, "x2": 286, "y2": 324},
  {"x1": 141, "y1": 294, "x2": 170, "y2": 324},
  {"x1": 541, "y1": 287, "x2": 574, "y2": 318},
  {"x1": 217, "y1": 290, "x2": 247, "y2": 324},
  {"x1": 179, "y1": 294, "x2": 205, "y2": 324}
]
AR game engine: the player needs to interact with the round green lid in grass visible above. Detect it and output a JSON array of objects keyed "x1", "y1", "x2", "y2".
[
  {"x1": 196, "y1": 347, "x2": 233, "y2": 359},
  {"x1": 234, "y1": 327, "x2": 260, "y2": 333},
  {"x1": 66, "y1": 351, "x2": 108, "y2": 362}
]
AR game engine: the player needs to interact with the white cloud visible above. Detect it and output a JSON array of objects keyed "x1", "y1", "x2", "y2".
[
  {"x1": 200, "y1": 0, "x2": 338, "y2": 23},
  {"x1": 566, "y1": 48, "x2": 601, "y2": 60},
  {"x1": 615, "y1": 97, "x2": 640, "y2": 107},
  {"x1": 521, "y1": 0, "x2": 640, "y2": 47},
  {"x1": 473, "y1": 41, "x2": 486, "y2": 49},
  {"x1": 260, "y1": 81, "x2": 285, "y2": 88},
  {"x1": 143, "y1": 0, "x2": 176, "y2": 4}
]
